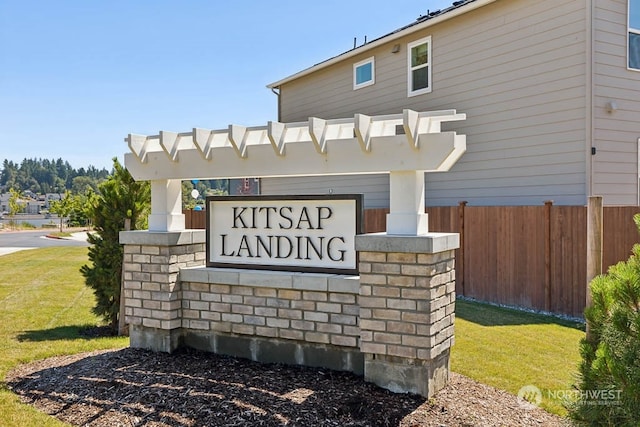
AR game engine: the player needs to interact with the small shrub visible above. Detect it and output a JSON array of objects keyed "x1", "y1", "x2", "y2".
[{"x1": 570, "y1": 215, "x2": 640, "y2": 426}]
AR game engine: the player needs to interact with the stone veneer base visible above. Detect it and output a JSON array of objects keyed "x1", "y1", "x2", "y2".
[
  {"x1": 129, "y1": 324, "x2": 363, "y2": 374},
  {"x1": 183, "y1": 330, "x2": 364, "y2": 375},
  {"x1": 363, "y1": 351, "x2": 450, "y2": 397},
  {"x1": 130, "y1": 324, "x2": 182, "y2": 353}
]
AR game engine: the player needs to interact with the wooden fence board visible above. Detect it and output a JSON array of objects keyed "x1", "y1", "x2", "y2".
[
  {"x1": 462, "y1": 206, "x2": 546, "y2": 310},
  {"x1": 549, "y1": 206, "x2": 586, "y2": 317},
  {"x1": 514, "y1": 206, "x2": 546, "y2": 310},
  {"x1": 364, "y1": 208, "x2": 388, "y2": 233},
  {"x1": 183, "y1": 209, "x2": 206, "y2": 229},
  {"x1": 463, "y1": 206, "x2": 494, "y2": 303},
  {"x1": 603, "y1": 206, "x2": 640, "y2": 272}
]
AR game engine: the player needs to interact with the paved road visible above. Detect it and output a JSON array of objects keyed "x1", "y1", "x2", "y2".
[{"x1": 0, "y1": 230, "x2": 89, "y2": 256}]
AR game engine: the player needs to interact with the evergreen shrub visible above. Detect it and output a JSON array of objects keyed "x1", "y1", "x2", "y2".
[
  {"x1": 570, "y1": 215, "x2": 640, "y2": 425},
  {"x1": 80, "y1": 158, "x2": 149, "y2": 332}
]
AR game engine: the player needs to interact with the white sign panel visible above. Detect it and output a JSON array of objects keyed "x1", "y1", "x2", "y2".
[{"x1": 207, "y1": 195, "x2": 363, "y2": 274}]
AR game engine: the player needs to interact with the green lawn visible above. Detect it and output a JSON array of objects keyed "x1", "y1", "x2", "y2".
[
  {"x1": 0, "y1": 248, "x2": 582, "y2": 425},
  {"x1": 451, "y1": 299, "x2": 584, "y2": 416},
  {"x1": 0, "y1": 247, "x2": 127, "y2": 427}
]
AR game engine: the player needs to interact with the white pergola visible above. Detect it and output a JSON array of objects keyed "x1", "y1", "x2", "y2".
[{"x1": 124, "y1": 109, "x2": 466, "y2": 236}]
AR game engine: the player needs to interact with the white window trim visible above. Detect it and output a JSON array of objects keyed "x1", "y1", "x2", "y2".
[
  {"x1": 407, "y1": 36, "x2": 432, "y2": 97},
  {"x1": 353, "y1": 56, "x2": 375, "y2": 90},
  {"x1": 629, "y1": 0, "x2": 640, "y2": 71}
]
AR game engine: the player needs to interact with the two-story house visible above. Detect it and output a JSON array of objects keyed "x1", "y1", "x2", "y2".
[{"x1": 263, "y1": 0, "x2": 640, "y2": 208}]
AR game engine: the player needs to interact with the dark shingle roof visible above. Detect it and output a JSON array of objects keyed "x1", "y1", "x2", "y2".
[{"x1": 345, "y1": 0, "x2": 478, "y2": 58}]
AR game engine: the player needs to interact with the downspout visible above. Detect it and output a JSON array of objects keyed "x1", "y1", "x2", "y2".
[
  {"x1": 271, "y1": 87, "x2": 281, "y2": 122},
  {"x1": 586, "y1": 0, "x2": 595, "y2": 200}
]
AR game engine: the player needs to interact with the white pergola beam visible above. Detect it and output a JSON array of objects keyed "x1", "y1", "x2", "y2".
[
  {"x1": 125, "y1": 132, "x2": 465, "y2": 181},
  {"x1": 403, "y1": 109, "x2": 466, "y2": 148},
  {"x1": 125, "y1": 110, "x2": 467, "y2": 234},
  {"x1": 355, "y1": 114, "x2": 405, "y2": 152},
  {"x1": 308, "y1": 117, "x2": 328, "y2": 154},
  {"x1": 228, "y1": 125, "x2": 248, "y2": 158},
  {"x1": 127, "y1": 134, "x2": 151, "y2": 164},
  {"x1": 267, "y1": 121, "x2": 286, "y2": 156},
  {"x1": 355, "y1": 114, "x2": 372, "y2": 152},
  {"x1": 130, "y1": 110, "x2": 466, "y2": 163},
  {"x1": 193, "y1": 128, "x2": 215, "y2": 160}
]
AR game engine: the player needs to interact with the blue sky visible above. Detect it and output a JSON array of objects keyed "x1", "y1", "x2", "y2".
[{"x1": 1, "y1": 0, "x2": 454, "y2": 170}]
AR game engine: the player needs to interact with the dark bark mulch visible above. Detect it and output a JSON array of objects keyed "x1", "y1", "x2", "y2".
[{"x1": 6, "y1": 348, "x2": 569, "y2": 426}]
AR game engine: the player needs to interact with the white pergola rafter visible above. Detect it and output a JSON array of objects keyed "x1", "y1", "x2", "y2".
[{"x1": 124, "y1": 109, "x2": 466, "y2": 235}]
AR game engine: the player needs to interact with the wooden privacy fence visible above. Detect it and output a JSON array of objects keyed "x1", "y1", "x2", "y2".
[
  {"x1": 185, "y1": 204, "x2": 640, "y2": 318},
  {"x1": 184, "y1": 209, "x2": 207, "y2": 229}
]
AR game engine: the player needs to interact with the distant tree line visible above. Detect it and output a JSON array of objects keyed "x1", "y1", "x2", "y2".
[
  {"x1": 0, "y1": 158, "x2": 110, "y2": 194},
  {"x1": 0, "y1": 158, "x2": 231, "y2": 206}
]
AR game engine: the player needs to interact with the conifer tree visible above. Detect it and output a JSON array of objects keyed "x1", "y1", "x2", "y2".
[
  {"x1": 571, "y1": 215, "x2": 640, "y2": 425},
  {"x1": 80, "y1": 158, "x2": 150, "y2": 332}
]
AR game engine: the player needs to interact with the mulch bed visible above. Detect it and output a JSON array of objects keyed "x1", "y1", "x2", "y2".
[{"x1": 6, "y1": 348, "x2": 570, "y2": 426}]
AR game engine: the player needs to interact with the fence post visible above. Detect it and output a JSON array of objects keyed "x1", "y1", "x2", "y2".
[
  {"x1": 458, "y1": 201, "x2": 467, "y2": 296},
  {"x1": 544, "y1": 200, "x2": 553, "y2": 311},
  {"x1": 586, "y1": 196, "x2": 603, "y2": 340}
]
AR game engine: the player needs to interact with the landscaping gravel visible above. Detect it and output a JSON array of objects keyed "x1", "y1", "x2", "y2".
[{"x1": 7, "y1": 347, "x2": 570, "y2": 426}]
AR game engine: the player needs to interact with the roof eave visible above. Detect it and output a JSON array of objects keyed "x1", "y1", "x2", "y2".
[{"x1": 267, "y1": 0, "x2": 497, "y2": 89}]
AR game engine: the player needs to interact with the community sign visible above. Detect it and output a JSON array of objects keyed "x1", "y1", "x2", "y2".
[{"x1": 206, "y1": 195, "x2": 363, "y2": 274}]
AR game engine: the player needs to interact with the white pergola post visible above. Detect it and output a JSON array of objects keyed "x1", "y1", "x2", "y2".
[
  {"x1": 387, "y1": 171, "x2": 428, "y2": 236},
  {"x1": 148, "y1": 179, "x2": 184, "y2": 232}
]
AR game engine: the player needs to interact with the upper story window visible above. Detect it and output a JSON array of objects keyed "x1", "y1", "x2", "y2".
[
  {"x1": 630, "y1": 0, "x2": 640, "y2": 69},
  {"x1": 353, "y1": 57, "x2": 375, "y2": 90},
  {"x1": 408, "y1": 36, "x2": 432, "y2": 97}
]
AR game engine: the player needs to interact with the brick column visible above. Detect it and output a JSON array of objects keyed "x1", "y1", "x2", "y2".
[
  {"x1": 355, "y1": 233, "x2": 458, "y2": 398},
  {"x1": 120, "y1": 230, "x2": 206, "y2": 352}
]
